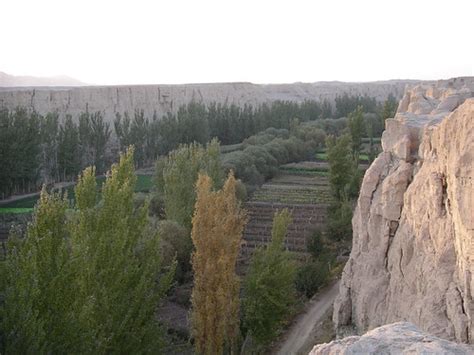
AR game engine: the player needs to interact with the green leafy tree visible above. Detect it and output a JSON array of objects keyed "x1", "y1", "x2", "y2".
[
  {"x1": 58, "y1": 115, "x2": 80, "y2": 180},
  {"x1": 1, "y1": 147, "x2": 173, "y2": 353},
  {"x1": 242, "y1": 209, "x2": 297, "y2": 348},
  {"x1": 347, "y1": 105, "x2": 365, "y2": 164},
  {"x1": 326, "y1": 134, "x2": 353, "y2": 201},
  {"x1": 70, "y1": 147, "x2": 173, "y2": 353},
  {"x1": 191, "y1": 173, "x2": 246, "y2": 355},
  {"x1": 381, "y1": 93, "x2": 398, "y2": 122},
  {"x1": 1, "y1": 189, "x2": 74, "y2": 353},
  {"x1": 155, "y1": 138, "x2": 224, "y2": 229}
]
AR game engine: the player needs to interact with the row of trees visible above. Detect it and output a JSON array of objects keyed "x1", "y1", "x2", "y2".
[
  {"x1": 0, "y1": 108, "x2": 111, "y2": 198},
  {"x1": 1, "y1": 94, "x2": 397, "y2": 199}
]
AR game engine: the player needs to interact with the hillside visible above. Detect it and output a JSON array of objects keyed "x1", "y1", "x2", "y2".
[
  {"x1": 333, "y1": 77, "x2": 474, "y2": 343},
  {"x1": 0, "y1": 71, "x2": 85, "y2": 87},
  {"x1": 0, "y1": 79, "x2": 419, "y2": 122}
]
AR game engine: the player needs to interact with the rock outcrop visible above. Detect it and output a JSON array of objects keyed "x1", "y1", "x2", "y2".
[
  {"x1": 333, "y1": 77, "x2": 474, "y2": 343},
  {"x1": 0, "y1": 80, "x2": 417, "y2": 122},
  {"x1": 310, "y1": 322, "x2": 474, "y2": 354}
]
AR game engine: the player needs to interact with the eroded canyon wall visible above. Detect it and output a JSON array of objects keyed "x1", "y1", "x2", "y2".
[
  {"x1": 333, "y1": 77, "x2": 474, "y2": 343},
  {"x1": 0, "y1": 80, "x2": 415, "y2": 122}
]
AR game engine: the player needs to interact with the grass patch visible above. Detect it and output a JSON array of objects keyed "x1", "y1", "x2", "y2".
[
  {"x1": 136, "y1": 175, "x2": 153, "y2": 192},
  {"x1": 0, "y1": 207, "x2": 34, "y2": 214},
  {"x1": 315, "y1": 152, "x2": 328, "y2": 161}
]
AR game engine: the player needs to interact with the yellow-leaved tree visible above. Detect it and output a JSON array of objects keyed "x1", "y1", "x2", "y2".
[{"x1": 191, "y1": 172, "x2": 247, "y2": 354}]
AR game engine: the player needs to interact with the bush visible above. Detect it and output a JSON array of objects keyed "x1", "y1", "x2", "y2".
[
  {"x1": 327, "y1": 200, "x2": 353, "y2": 241},
  {"x1": 307, "y1": 229, "x2": 324, "y2": 259},
  {"x1": 295, "y1": 260, "x2": 330, "y2": 298},
  {"x1": 156, "y1": 220, "x2": 192, "y2": 283}
]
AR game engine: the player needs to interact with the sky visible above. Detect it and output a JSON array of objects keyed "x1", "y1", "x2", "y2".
[{"x1": 1, "y1": 0, "x2": 473, "y2": 85}]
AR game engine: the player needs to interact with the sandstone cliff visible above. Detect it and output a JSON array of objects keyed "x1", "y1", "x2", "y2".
[
  {"x1": 310, "y1": 322, "x2": 474, "y2": 354},
  {"x1": 333, "y1": 77, "x2": 474, "y2": 343},
  {"x1": 0, "y1": 80, "x2": 416, "y2": 122}
]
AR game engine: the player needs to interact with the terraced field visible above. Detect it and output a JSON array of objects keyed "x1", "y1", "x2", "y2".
[{"x1": 241, "y1": 162, "x2": 333, "y2": 262}]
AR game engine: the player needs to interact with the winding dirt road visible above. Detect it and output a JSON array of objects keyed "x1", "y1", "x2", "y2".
[{"x1": 275, "y1": 280, "x2": 340, "y2": 355}]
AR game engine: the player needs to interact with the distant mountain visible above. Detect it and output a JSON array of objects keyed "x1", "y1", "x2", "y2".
[{"x1": 0, "y1": 71, "x2": 85, "y2": 87}]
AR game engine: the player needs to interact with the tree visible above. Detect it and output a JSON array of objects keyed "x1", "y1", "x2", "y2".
[
  {"x1": 1, "y1": 189, "x2": 75, "y2": 353},
  {"x1": 242, "y1": 209, "x2": 297, "y2": 348},
  {"x1": 191, "y1": 173, "x2": 246, "y2": 355},
  {"x1": 326, "y1": 134, "x2": 353, "y2": 201},
  {"x1": 1, "y1": 147, "x2": 174, "y2": 353},
  {"x1": 156, "y1": 139, "x2": 224, "y2": 229},
  {"x1": 57, "y1": 115, "x2": 80, "y2": 180},
  {"x1": 70, "y1": 147, "x2": 173, "y2": 353},
  {"x1": 347, "y1": 105, "x2": 365, "y2": 164},
  {"x1": 381, "y1": 93, "x2": 398, "y2": 122}
]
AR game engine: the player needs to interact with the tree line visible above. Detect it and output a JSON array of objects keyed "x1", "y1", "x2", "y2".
[{"x1": 0, "y1": 94, "x2": 397, "y2": 199}]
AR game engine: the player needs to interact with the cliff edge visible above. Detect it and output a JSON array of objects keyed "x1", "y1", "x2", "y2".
[{"x1": 333, "y1": 77, "x2": 474, "y2": 343}]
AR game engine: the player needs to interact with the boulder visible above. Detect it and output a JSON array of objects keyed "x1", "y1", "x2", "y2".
[{"x1": 310, "y1": 322, "x2": 474, "y2": 354}]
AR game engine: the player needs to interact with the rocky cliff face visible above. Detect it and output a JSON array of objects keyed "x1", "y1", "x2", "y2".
[
  {"x1": 310, "y1": 322, "x2": 474, "y2": 354},
  {"x1": 0, "y1": 80, "x2": 416, "y2": 122},
  {"x1": 333, "y1": 77, "x2": 474, "y2": 343}
]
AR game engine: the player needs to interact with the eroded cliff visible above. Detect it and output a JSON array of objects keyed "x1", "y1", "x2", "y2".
[
  {"x1": 0, "y1": 80, "x2": 415, "y2": 122},
  {"x1": 333, "y1": 77, "x2": 474, "y2": 343}
]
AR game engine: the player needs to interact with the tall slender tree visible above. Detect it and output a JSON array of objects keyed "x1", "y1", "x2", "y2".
[{"x1": 191, "y1": 173, "x2": 246, "y2": 354}]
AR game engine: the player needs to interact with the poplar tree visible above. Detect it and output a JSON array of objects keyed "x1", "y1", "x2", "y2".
[
  {"x1": 1, "y1": 189, "x2": 75, "y2": 353},
  {"x1": 190, "y1": 173, "x2": 246, "y2": 355},
  {"x1": 1, "y1": 147, "x2": 173, "y2": 353},
  {"x1": 156, "y1": 139, "x2": 223, "y2": 229},
  {"x1": 242, "y1": 209, "x2": 297, "y2": 347}
]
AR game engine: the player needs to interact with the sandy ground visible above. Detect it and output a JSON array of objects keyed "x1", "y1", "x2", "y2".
[{"x1": 274, "y1": 280, "x2": 340, "y2": 355}]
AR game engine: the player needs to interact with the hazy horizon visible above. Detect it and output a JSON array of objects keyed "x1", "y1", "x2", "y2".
[{"x1": 2, "y1": 0, "x2": 473, "y2": 85}]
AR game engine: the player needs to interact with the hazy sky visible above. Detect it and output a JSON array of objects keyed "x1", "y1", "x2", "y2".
[{"x1": 2, "y1": 0, "x2": 473, "y2": 85}]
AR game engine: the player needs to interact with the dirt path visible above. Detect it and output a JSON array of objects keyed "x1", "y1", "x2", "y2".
[{"x1": 275, "y1": 280, "x2": 340, "y2": 355}]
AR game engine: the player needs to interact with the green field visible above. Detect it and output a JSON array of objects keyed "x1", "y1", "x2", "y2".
[{"x1": 0, "y1": 175, "x2": 153, "y2": 213}]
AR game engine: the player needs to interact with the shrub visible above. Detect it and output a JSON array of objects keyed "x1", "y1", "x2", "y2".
[
  {"x1": 295, "y1": 260, "x2": 330, "y2": 298},
  {"x1": 327, "y1": 200, "x2": 353, "y2": 241}
]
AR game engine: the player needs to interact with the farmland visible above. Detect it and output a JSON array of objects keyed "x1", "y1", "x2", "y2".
[{"x1": 241, "y1": 161, "x2": 333, "y2": 260}]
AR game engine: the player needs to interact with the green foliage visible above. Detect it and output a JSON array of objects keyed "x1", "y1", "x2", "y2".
[
  {"x1": 348, "y1": 106, "x2": 365, "y2": 163},
  {"x1": 327, "y1": 199, "x2": 353, "y2": 241},
  {"x1": 325, "y1": 134, "x2": 353, "y2": 200},
  {"x1": 0, "y1": 108, "x2": 41, "y2": 197},
  {"x1": 78, "y1": 111, "x2": 111, "y2": 173},
  {"x1": 335, "y1": 93, "x2": 377, "y2": 117},
  {"x1": 222, "y1": 128, "x2": 311, "y2": 187},
  {"x1": 58, "y1": 115, "x2": 80, "y2": 180},
  {"x1": 155, "y1": 139, "x2": 224, "y2": 229},
  {"x1": 307, "y1": 229, "x2": 324, "y2": 259},
  {"x1": 156, "y1": 219, "x2": 192, "y2": 283},
  {"x1": 1, "y1": 188, "x2": 73, "y2": 353},
  {"x1": 242, "y1": 209, "x2": 297, "y2": 346},
  {"x1": 381, "y1": 93, "x2": 398, "y2": 121},
  {"x1": 1, "y1": 147, "x2": 174, "y2": 353},
  {"x1": 295, "y1": 260, "x2": 330, "y2": 298}
]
